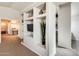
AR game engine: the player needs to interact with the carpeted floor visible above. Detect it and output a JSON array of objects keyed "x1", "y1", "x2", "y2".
[{"x1": 0, "y1": 34, "x2": 38, "y2": 56}]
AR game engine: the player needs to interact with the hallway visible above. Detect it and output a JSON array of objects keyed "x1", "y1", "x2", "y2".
[{"x1": 0, "y1": 34, "x2": 38, "y2": 56}]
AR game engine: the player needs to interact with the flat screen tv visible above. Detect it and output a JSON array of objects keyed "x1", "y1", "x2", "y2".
[{"x1": 27, "y1": 24, "x2": 33, "y2": 32}]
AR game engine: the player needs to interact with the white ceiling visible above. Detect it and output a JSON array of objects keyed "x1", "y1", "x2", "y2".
[
  {"x1": 0, "y1": 2, "x2": 33, "y2": 11},
  {"x1": 0, "y1": 2, "x2": 68, "y2": 11}
]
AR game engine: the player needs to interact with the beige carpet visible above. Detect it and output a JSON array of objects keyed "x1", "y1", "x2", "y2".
[{"x1": 0, "y1": 34, "x2": 38, "y2": 56}]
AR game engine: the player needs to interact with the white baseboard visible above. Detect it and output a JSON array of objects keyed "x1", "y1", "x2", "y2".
[{"x1": 21, "y1": 42, "x2": 41, "y2": 56}]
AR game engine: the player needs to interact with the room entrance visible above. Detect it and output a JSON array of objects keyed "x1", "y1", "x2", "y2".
[{"x1": 1, "y1": 19, "x2": 10, "y2": 34}]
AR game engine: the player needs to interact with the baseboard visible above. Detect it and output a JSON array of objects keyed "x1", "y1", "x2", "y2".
[{"x1": 21, "y1": 42, "x2": 41, "y2": 56}]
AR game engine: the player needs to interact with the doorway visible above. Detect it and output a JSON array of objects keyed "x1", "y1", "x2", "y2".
[
  {"x1": 56, "y1": 3, "x2": 72, "y2": 56},
  {"x1": 1, "y1": 19, "x2": 10, "y2": 35}
]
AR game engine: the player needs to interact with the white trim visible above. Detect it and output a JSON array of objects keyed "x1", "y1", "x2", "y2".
[{"x1": 21, "y1": 42, "x2": 41, "y2": 56}]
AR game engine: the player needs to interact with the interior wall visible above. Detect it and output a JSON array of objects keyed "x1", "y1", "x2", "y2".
[
  {"x1": 71, "y1": 3, "x2": 79, "y2": 40},
  {"x1": 58, "y1": 3, "x2": 71, "y2": 48},
  {"x1": 0, "y1": 6, "x2": 20, "y2": 19}
]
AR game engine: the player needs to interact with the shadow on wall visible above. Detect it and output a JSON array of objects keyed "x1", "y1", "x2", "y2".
[
  {"x1": 71, "y1": 32, "x2": 77, "y2": 48},
  {"x1": 71, "y1": 33, "x2": 76, "y2": 40}
]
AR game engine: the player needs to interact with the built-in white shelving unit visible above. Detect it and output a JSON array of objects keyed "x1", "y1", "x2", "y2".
[
  {"x1": 21, "y1": 2, "x2": 56, "y2": 56},
  {"x1": 22, "y1": 3, "x2": 48, "y2": 56}
]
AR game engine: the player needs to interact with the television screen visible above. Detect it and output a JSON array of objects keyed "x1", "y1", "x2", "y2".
[{"x1": 27, "y1": 24, "x2": 33, "y2": 32}]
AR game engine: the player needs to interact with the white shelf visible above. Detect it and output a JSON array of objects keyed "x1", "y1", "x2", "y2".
[
  {"x1": 36, "y1": 13, "x2": 46, "y2": 18},
  {"x1": 26, "y1": 17, "x2": 33, "y2": 20}
]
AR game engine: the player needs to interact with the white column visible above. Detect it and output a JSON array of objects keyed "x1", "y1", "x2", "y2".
[{"x1": 47, "y1": 3, "x2": 56, "y2": 56}]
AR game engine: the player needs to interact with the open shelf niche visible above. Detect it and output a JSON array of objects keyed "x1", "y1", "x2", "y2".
[
  {"x1": 24, "y1": 9, "x2": 34, "y2": 38},
  {"x1": 38, "y1": 17, "x2": 46, "y2": 49},
  {"x1": 34, "y1": 3, "x2": 46, "y2": 18},
  {"x1": 26, "y1": 9, "x2": 33, "y2": 20},
  {"x1": 34, "y1": 3, "x2": 47, "y2": 49}
]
